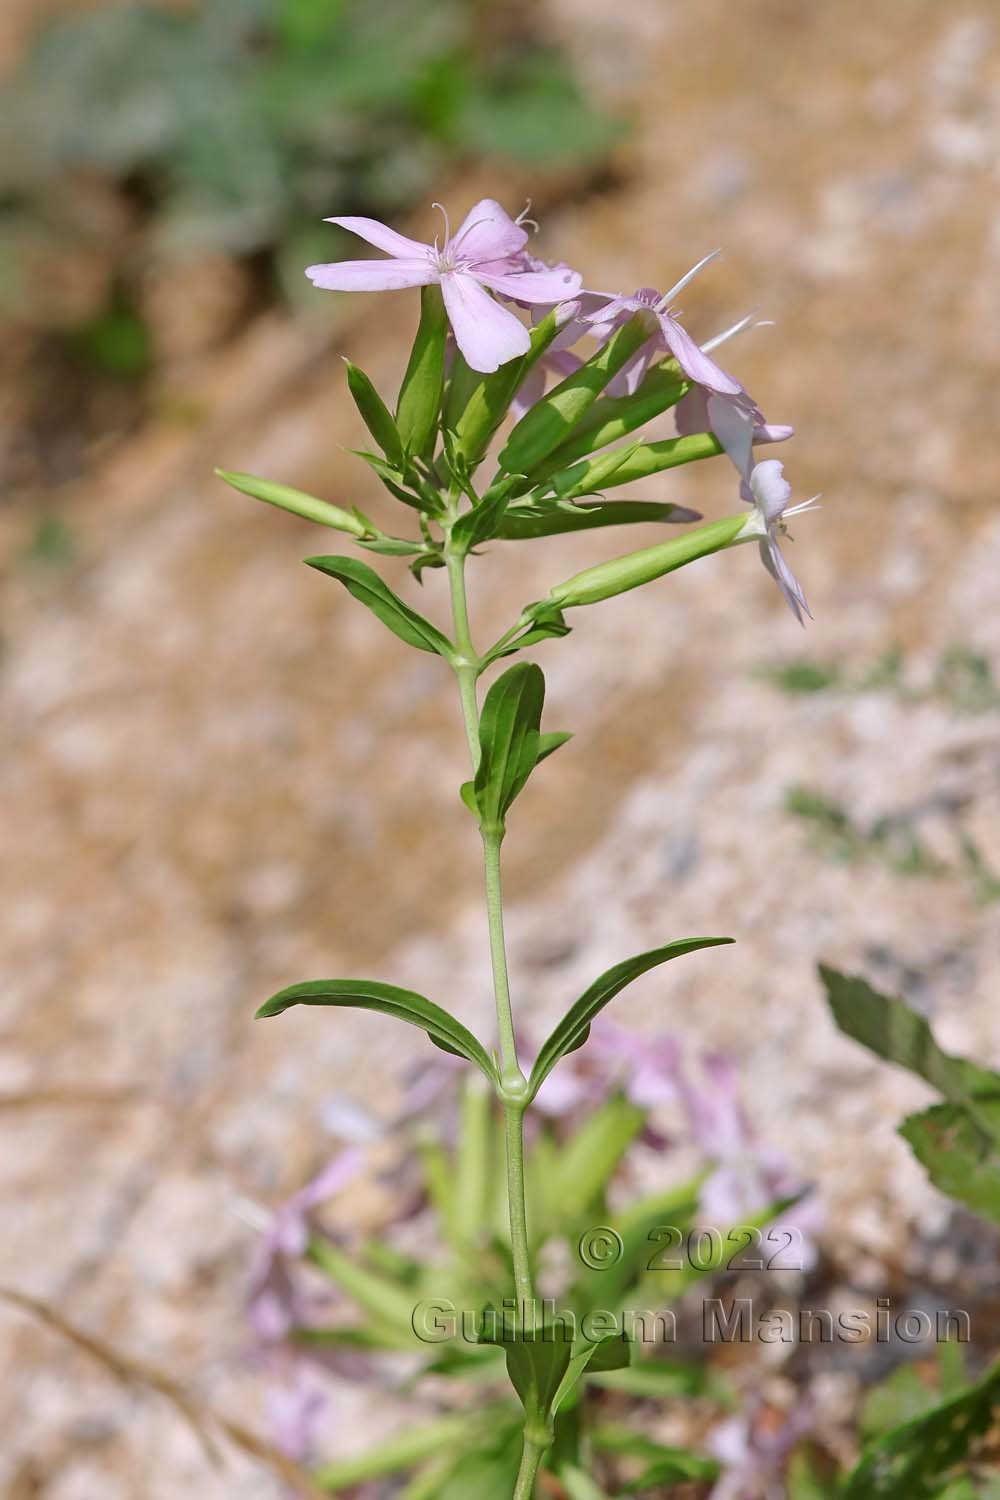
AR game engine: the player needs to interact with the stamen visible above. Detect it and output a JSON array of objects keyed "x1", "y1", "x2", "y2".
[
  {"x1": 655, "y1": 249, "x2": 722, "y2": 312},
  {"x1": 785, "y1": 493, "x2": 822, "y2": 516},
  {"x1": 516, "y1": 200, "x2": 540, "y2": 234},
  {"x1": 431, "y1": 201, "x2": 452, "y2": 247},
  {"x1": 701, "y1": 312, "x2": 773, "y2": 353}
]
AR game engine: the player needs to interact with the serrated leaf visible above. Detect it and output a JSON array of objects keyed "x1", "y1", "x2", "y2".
[
  {"x1": 842, "y1": 1357, "x2": 1000, "y2": 1499},
  {"x1": 819, "y1": 966, "x2": 1000, "y2": 1135},
  {"x1": 344, "y1": 360, "x2": 405, "y2": 469},
  {"x1": 396, "y1": 283, "x2": 447, "y2": 460},
  {"x1": 498, "y1": 498, "x2": 699, "y2": 539},
  {"x1": 305, "y1": 555, "x2": 455, "y2": 659},
  {"x1": 900, "y1": 1103, "x2": 1000, "y2": 1222},
  {"x1": 529, "y1": 938, "x2": 734, "y2": 1098},
  {"x1": 256, "y1": 978, "x2": 495, "y2": 1082},
  {"x1": 472, "y1": 663, "x2": 546, "y2": 831}
]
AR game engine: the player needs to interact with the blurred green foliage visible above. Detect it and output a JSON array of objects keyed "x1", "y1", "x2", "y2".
[{"x1": 0, "y1": 0, "x2": 619, "y2": 326}]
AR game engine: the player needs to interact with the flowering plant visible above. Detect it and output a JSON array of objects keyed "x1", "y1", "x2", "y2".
[{"x1": 217, "y1": 194, "x2": 818, "y2": 1497}]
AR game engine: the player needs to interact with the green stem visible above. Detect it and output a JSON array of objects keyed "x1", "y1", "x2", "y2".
[
  {"x1": 444, "y1": 540, "x2": 536, "y2": 1315},
  {"x1": 513, "y1": 1437, "x2": 545, "y2": 1500}
]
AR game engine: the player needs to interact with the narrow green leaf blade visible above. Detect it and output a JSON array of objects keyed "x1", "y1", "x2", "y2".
[
  {"x1": 256, "y1": 978, "x2": 495, "y2": 1082},
  {"x1": 473, "y1": 663, "x2": 546, "y2": 828},
  {"x1": 305, "y1": 555, "x2": 455, "y2": 659},
  {"x1": 498, "y1": 499, "x2": 699, "y2": 540},
  {"x1": 529, "y1": 938, "x2": 734, "y2": 1097},
  {"x1": 344, "y1": 360, "x2": 405, "y2": 468}
]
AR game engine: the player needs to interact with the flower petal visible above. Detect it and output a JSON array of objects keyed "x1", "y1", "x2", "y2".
[
  {"x1": 441, "y1": 272, "x2": 530, "y2": 373},
  {"x1": 753, "y1": 422, "x2": 795, "y2": 445},
  {"x1": 476, "y1": 266, "x2": 583, "y2": 305},
  {"x1": 510, "y1": 363, "x2": 547, "y2": 421},
  {"x1": 748, "y1": 458, "x2": 792, "y2": 520},
  {"x1": 760, "y1": 538, "x2": 811, "y2": 624},
  {"x1": 661, "y1": 316, "x2": 743, "y2": 395},
  {"x1": 707, "y1": 393, "x2": 755, "y2": 479},
  {"x1": 324, "y1": 215, "x2": 430, "y2": 259},
  {"x1": 306, "y1": 258, "x2": 435, "y2": 292},
  {"x1": 450, "y1": 198, "x2": 528, "y2": 263}
]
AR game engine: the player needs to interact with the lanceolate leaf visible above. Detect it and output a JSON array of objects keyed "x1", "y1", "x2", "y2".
[
  {"x1": 819, "y1": 966, "x2": 1000, "y2": 1126},
  {"x1": 498, "y1": 499, "x2": 699, "y2": 540},
  {"x1": 537, "y1": 364, "x2": 689, "y2": 473},
  {"x1": 451, "y1": 308, "x2": 565, "y2": 467},
  {"x1": 256, "y1": 978, "x2": 496, "y2": 1082},
  {"x1": 344, "y1": 360, "x2": 405, "y2": 469},
  {"x1": 529, "y1": 938, "x2": 734, "y2": 1098},
  {"x1": 472, "y1": 663, "x2": 546, "y2": 831},
  {"x1": 842, "y1": 1357, "x2": 1000, "y2": 1500},
  {"x1": 305, "y1": 555, "x2": 456, "y2": 660}
]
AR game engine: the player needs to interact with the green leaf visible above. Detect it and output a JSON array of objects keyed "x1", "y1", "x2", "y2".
[
  {"x1": 529, "y1": 938, "x2": 735, "y2": 1097},
  {"x1": 558, "y1": 1464, "x2": 609, "y2": 1500},
  {"x1": 350, "y1": 449, "x2": 428, "y2": 511},
  {"x1": 472, "y1": 663, "x2": 546, "y2": 830},
  {"x1": 344, "y1": 360, "x2": 405, "y2": 468},
  {"x1": 536, "y1": 731, "x2": 572, "y2": 763},
  {"x1": 480, "y1": 1310, "x2": 575, "y2": 1420},
  {"x1": 588, "y1": 1359, "x2": 710, "y2": 1399},
  {"x1": 593, "y1": 1430, "x2": 719, "y2": 1488},
  {"x1": 498, "y1": 498, "x2": 699, "y2": 540},
  {"x1": 862, "y1": 1364, "x2": 941, "y2": 1439},
  {"x1": 396, "y1": 283, "x2": 447, "y2": 460},
  {"x1": 256, "y1": 977, "x2": 495, "y2": 1082},
  {"x1": 542, "y1": 430, "x2": 723, "y2": 496},
  {"x1": 306, "y1": 1237, "x2": 426, "y2": 1337},
  {"x1": 305, "y1": 555, "x2": 456, "y2": 659},
  {"x1": 451, "y1": 308, "x2": 566, "y2": 467},
  {"x1": 551, "y1": 1093, "x2": 646, "y2": 1224},
  {"x1": 215, "y1": 469, "x2": 367, "y2": 536},
  {"x1": 550, "y1": 1331, "x2": 632, "y2": 1418},
  {"x1": 819, "y1": 966, "x2": 1000, "y2": 1130},
  {"x1": 843, "y1": 1357, "x2": 1000, "y2": 1499},
  {"x1": 451, "y1": 487, "x2": 514, "y2": 553},
  {"x1": 900, "y1": 1103, "x2": 1000, "y2": 1222},
  {"x1": 486, "y1": 604, "x2": 572, "y2": 662},
  {"x1": 499, "y1": 314, "x2": 654, "y2": 477},
  {"x1": 538, "y1": 364, "x2": 690, "y2": 473},
  {"x1": 313, "y1": 1413, "x2": 485, "y2": 1490}
]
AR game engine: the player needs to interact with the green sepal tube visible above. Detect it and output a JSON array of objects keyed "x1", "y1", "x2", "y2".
[
  {"x1": 215, "y1": 469, "x2": 367, "y2": 536},
  {"x1": 344, "y1": 360, "x2": 406, "y2": 469},
  {"x1": 450, "y1": 308, "x2": 567, "y2": 469},
  {"x1": 544, "y1": 512, "x2": 750, "y2": 608},
  {"x1": 498, "y1": 313, "x2": 655, "y2": 478},
  {"x1": 550, "y1": 430, "x2": 724, "y2": 499},
  {"x1": 396, "y1": 284, "x2": 448, "y2": 460},
  {"x1": 538, "y1": 364, "x2": 689, "y2": 475}
]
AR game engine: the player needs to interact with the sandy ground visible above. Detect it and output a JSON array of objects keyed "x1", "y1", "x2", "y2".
[{"x1": 1, "y1": 0, "x2": 999, "y2": 1492}]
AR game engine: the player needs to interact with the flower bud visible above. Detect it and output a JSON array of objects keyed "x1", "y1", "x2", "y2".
[
  {"x1": 215, "y1": 469, "x2": 367, "y2": 536},
  {"x1": 544, "y1": 512, "x2": 750, "y2": 608}
]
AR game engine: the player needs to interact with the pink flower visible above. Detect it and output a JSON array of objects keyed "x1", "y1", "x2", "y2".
[
  {"x1": 581, "y1": 252, "x2": 745, "y2": 397},
  {"x1": 306, "y1": 199, "x2": 581, "y2": 374},
  {"x1": 740, "y1": 459, "x2": 819, "y2": 626}
]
